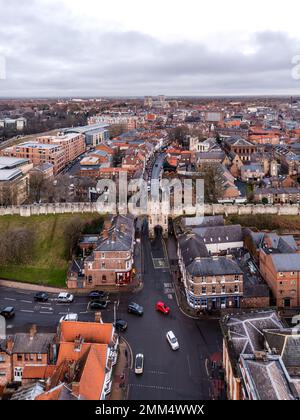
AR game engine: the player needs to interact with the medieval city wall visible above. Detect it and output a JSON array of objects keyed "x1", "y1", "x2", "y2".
[{"x1": 0, "y1": 202, "x2": 299, "y2": 217}]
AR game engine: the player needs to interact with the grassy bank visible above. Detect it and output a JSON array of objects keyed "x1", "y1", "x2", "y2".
[
  {"x1": 226, "y1": 214, "x2": 300, "y2": 233},
  {"x1": 0, "y1": 213, "x2": 104, "y2": 287}
]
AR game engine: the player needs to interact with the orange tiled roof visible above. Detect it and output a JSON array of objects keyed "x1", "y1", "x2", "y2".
[
  {"x1": 22, "y1": 365, "x2": 56, "y2": 380},
  {"x1": 60, "y1": 321, "x2": 113, "y2": 344},
  {"x1": 79, "y1": 344, "x2": 107, "y2": 400}
]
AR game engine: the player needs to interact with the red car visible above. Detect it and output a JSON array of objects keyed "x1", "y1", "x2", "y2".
[{"x1": 156, "y1": 301, "x2": 170, "y2": 315}]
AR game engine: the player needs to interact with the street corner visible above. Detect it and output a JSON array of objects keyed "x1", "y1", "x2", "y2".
[{"x1": 109, "y1": 337, "x2": 132, "y2": 401}]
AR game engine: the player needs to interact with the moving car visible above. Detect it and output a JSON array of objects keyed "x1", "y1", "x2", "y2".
[
  {"x1": 89, "y1": 300, "x2": 108, "y2": 310},
  {"x1": 0, "y1": 307, "x2": 15, "y2": 319},
  {"x1": 89, "y1": 290, "x2": 107, "y2": 300},
  {"x1": 34, "y1": 292, "x2": 49, "y2": 303},
  {"x1": 128, "y1": 303, "x2": 144, "y2": 316},
  {"x1": 135, "y1": 354, "x2": 144, "y2": 375},
  {"x1": 166, "y1": 331, "x2": 179, "y2": 351},
  {"x1": 156, "y1": 301, "x2": 170, "y2": 315},
  {"x1": 57, "y1": 293, "x2": 74, "y2": 303},
  {"x1": 60, "y1": 313, "x2": 78, "y2": 323},
  {"x1": 114, "y1": 319, "x2": 128, "y2": 332}
]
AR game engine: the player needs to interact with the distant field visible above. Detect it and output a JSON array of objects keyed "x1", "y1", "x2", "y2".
[
  {"x1": 0, "y1": 213, "x2": 104, "y2": 287},
  {"x1": 226, "y1": 214, "x2": 300, "y2": 233}
]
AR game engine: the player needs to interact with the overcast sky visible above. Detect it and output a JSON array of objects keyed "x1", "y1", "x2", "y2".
[{"x1": 0, "y1": 0, "x2": 300, "y2": 97}]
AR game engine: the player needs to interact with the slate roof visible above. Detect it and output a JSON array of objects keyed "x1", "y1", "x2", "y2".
[
  {"x1": 241, "y1": 356, "x2": 296, "y2": 400},
  {"x1": 178, "y1": 234, "x2": 209, "y2": 266},
  {"x1": 12, "y1": 333, "x2": 55, "y2": 354},
  {"x1": 271, "y1": 253, "x2": 300, "y2": 272},
  {"x1": 187, "y1": 256, "x2": 243, "y2": 277},
  {"x1": 192, "y1": 225, "x2": 243, "y2": 244},
  {"x1": 95, "y1": 214, "x2": 134, "y2": 252}
]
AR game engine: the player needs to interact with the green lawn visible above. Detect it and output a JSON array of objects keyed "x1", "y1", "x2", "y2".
[{"x1": 0, "y1": 213, "x2": 104, "y2": 287}]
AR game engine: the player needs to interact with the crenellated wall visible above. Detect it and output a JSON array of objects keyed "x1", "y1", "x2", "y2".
[{"x1": 0, "y1": 202, "x2": 300, "y2": 218}]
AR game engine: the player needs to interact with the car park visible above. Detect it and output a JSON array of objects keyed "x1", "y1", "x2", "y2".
[
  {"x1": 135, "y1": 354, "x2": 144, "y2": 375},
  {"x1": 166, "y1": 331, "x2": 179, "y2": 351},
  {"x1": 156, "y1": 301, "x2": 170, "y2": 315},
  {"x1": 34, "y1": 292, "x2": 49, "y2": 303},
  {"x1": 128, "y1": 303, "x2": 144, "y2": 316},
  {"x1": 89, "y1": 300, "x2": 108, "y2": 310},
  {"x1": 0, "y1": 307, "x2": 15, "y2": 319},
  {"x1": 114, "y1": 319, "x2": 128, "y2": 332},
  {"x1": 57, "y1": 293, "x2": 74, "y2": 303}
]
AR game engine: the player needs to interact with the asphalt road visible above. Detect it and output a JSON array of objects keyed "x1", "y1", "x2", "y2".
[{"x1": 0, "y1": 230, "x2": 222, "y2": 400}]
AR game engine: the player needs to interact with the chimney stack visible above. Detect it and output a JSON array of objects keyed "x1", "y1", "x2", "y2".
[
  {"x1": 95, "y1": 312, "x2": 103, "y2": 324},
  {"x1": 74, "y1": 335, "x2": 84, "y2": 352},
  {"x1": 29, "y1": 325, "x2": 37, "y2": 340},
  {"x1": 6, "y1": 336, "x2": 14, "y2": 353}
]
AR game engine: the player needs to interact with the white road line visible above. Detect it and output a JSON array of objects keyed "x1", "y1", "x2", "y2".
[
  {"x1": 6, "y1": 325, "x2": 13, "y2": 329},
  {"x1": 129, "y1": 384, "x2": 174, "y2": 391},
  {"x1": 40, "y1": 311, "x2": 54, "y2": 315},
  {"x1": 41, "y1": 307, "x2": 53, "y2": 311},
  {"x1": 4, "y1": 298, "x2": 16, "y2": 301},
  {"x1": 58, "y1": 312, "x2": 67, "y2": 315},
  {"x1": 20, "y1": 310, "x2": 34, "y2": 313},
  {"x1": 145, "y1": 370, "x2": 168, "y2": 375},
  {"x1": 20, "y1": 300, "x2": 32, "y2": 304},
  {"x1": 80, "y1": 311, "x2": 88, "y2": 314}
]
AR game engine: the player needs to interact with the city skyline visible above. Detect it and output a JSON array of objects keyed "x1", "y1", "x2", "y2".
[{"x1": 0, "y1": 0, "x2": 300, "y2": 97}]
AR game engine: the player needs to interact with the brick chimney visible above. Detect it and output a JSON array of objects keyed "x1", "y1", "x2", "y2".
[
  {"x1": 94, "y1": 312, "x2": 103, "y2": 324},
  {"x1": 74, "y1": 336, "x2": 84, "y2": 352},
  {"x1": 6, "y1": 336, "x2": 14, "y2": 353},
  {"x1": 29, "y1": 325, "x2": 37, "y2": 340}
]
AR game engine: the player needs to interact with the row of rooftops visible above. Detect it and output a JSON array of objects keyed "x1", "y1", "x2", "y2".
[{"x1": 220, "y1": 310, "x2": 300, "y2": 400}]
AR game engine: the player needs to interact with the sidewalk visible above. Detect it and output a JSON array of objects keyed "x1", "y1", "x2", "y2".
[{"x1": 109, "y1": 338, "x2": 131, "y2": 401}]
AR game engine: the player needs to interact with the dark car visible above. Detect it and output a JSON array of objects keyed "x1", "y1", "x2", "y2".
[
  {"x1": 89, "y1": 291, "x2": 107, "y2": 300},
  {"x1": 128, "y1": 303, "x2": 144, "y2": 316},
  {"x1": 114, "y1": 319, "x2": 128, "y2": 332},
  {"x1": 89, "y1": 300, "x2": 108, "y2": 310},
  {"x1": 0, "y1": 307, "x2": 15, "y2": 319},
  {"x1": 34, "y1": 292, "x2": 49, "y2": 303}
]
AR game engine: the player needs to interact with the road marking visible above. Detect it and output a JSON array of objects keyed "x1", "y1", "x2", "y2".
[
  {"x1": 20, "y1": 300, "x2": 32, "y2": 304},
  {"x1": 80, "y1": 311, "x2": 88, "y2": 314},
  {"x1": 20, "y1": 310, "x2": 34, "y2": 313},
  {"x1": 40, "y1": 311, "x2": 54, "y2": 315},
  {"x1": 129, "y1": 384, "x2": 174, "y2": 391},
  {"x1": 4, "y1": 298, "x2": 16, "y2": 301},
  {"x1": 41, "y1": 307, "x2": 53, "y2": 311},
  {"x1": 58, "y1": 312, "x2": 67, "y2": 315},
  {"x1": 6, "y1": 325, "x2": 13, "y2": 329},
  {"x1": 145, "y1": 370, "x2": 168, "y2": 375}
]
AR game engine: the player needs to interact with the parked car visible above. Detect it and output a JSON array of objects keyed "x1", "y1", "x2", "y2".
[
  {"x1": 57, "y1": 293, "x2": 74, "y2": 303},
  {"x1": 89, "y1": 290, "x2": 107, "y2": 300},
  {"x1": 166, "y1": 331, "x2": 179, "y2": 351},
  {"x1": 60, "y1": 313, "x2": 78, "y2": 323},
  {"x1": 156, "y1": 301, "x2": 170, "y2": 315},
  {"x1": 0, "y1": 307, "x2": 15, "y2": 319},
  {"x1": 89, "y1": 300, "x2": 108, "y2": 310},
  {"x1": 114, "y1": 319, "x2": 128, "y2": 332},
  {"x1": 128, "y1": 303, "x2": 144, "y2": 316},
  {"x1": 135, "y1": 354, "x2": 144, "y2": 375},
  {"x1": 34, "y1": 292, "x2": 49, "y2": 303}
]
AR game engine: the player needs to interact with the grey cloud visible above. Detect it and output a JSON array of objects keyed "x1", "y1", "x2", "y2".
[{"x1": 0, "y1": 0, "x2": 300, "y2": 96}]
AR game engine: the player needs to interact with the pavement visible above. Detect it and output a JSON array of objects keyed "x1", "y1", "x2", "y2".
[{"x1": 0, "y1": 227, "x2": 223, "y2": 400}]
